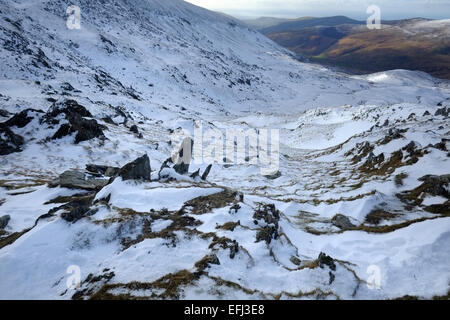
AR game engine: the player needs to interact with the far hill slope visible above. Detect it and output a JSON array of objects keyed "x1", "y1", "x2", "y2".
[{"x1": 261, "y1": 17, "x2": 450, "y2": 79}]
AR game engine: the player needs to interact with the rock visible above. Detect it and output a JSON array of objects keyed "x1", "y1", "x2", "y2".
[
  {"x1": 129, "y1": 125, "x2": 139, "y2": 134},
  {"x1": 117, "y1": 154, "x2": 151, "y2": 181},
  {"x1": 229, "y1": 240, "x2": 239, "y2": 259},
  {"x1": 263, "y1": 171, "x2": 282, "y2": 180},
  {"x1": 201, "y1": 164, "x2": 212, "y2": 180},
  {"x1": 173, "y1": 162, "x2": 189, "y2": 175},
  {"x1": 423, "y1": 110, "x2": 431, "y2": 116},
  {"x1": 254, "y1": 204, "x2": 280, "y2": 244},
  {"x1": 86, "y1": 164, "x2": 120, "y2": 177},
  {"x1": 331, "y1": 214, "x2": 356, "y2": 230},
  {"x1": 62, "y1": 205, "x2": 98, "y2": 223},
  {"x1": 0, "y1": 109, "x2": 11, "y2": 118},
  {"x1": 435, "y1": 107, "x2": 449, "y2": 117},
  {"x1": 290, "y1": 256, "x2": 302, "y2": 266},
  {"x1": 403, "y1": 141, "x2": 417, "y2": 154},
  {"x1": 45, "y1": 100, "x2": 106, "y2": 144},
  {"x1": 0, "y1": 124, "x2": 25, "y2": 155},
  {"x1": 189, "y1": 169, "x2": 200, "y2": 179},
  {"x1": 49, "y1": 170, "x2": 109, "y2": 190},
  {"x1": 0, "y1": 215, "x2": 11, "y2": 229},
  {"x1": 256, "y1": 225, "x2": 279, "y2": 244},
  {"x1": 318, "y1": 252, "x2": 336, "y2": 271},
  {"x1": 417, "y1": 175, "x2": 450, "y2": 198},
  {"x1": 51, "y1": 196, "x2": 97, "y2": 223},
  {"x1": 4, "y1": 109, "x2": 43, "y2": 128}
]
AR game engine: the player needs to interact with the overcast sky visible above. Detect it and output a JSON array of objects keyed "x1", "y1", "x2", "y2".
[{"x1": 185, "y1": 0, "x2": 450, "y2": 20}]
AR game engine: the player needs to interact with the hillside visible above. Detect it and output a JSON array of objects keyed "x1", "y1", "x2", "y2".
[
  {"x1": 262, "y1": 18, "x2": 450, "y2": 80},
  {"x1": 0, "y1": 0, "x2": 449, "y2": 300}
]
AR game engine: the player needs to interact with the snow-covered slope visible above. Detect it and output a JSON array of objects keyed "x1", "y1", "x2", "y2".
[{"x1": 0, "y1": 0, "x2": 449, "y2": 300}]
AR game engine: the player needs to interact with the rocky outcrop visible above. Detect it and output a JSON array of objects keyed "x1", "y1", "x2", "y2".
[
  {"x1": 0, "y1": 215, "x2": 11, "y2": 229},
  {"x1": 331, "y1": 214, "x2": 356, "y2": 230},
  {"x1": 253, "y1": 204, "x2": 280, "y2": 244},
  {"x1": 0, "y1": 124, "x2": 24, "y2": 155},
  {"x1": 45, "y1": 100, "x2": 106, "y2": 144},
  {"x1": 49, "y1": 170, "x2": 109, "y2": 190},
  {"x1": 86, "y1": 164, "x2": 120, "y2": 177},
  {"x1": 117, "y1": 154, "x2": 151, "y2": 181}
]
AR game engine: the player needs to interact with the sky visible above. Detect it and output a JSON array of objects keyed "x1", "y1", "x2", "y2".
[{"x1": 185, "y1": 0, "x2": 450, "y2": 20}]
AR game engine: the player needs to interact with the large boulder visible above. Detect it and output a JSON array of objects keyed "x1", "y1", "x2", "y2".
[
  {"x1": 0, "y1": 215, "x2": 10, "y2": 229},
  {"x1": 0, "y1": 124, "x2": 25, "y2": 155},
  {"x1": 45, "y1": 100, "x2": 106, "y2": 144},
  {"x1": 117, "y1": 154, "x2": 151, "y2": 181},
  {"x1": 4, "y1": 109, "x2": 43, "y2": 128},
  {"x1": 49, "y1": 170, "x2": 109, "y2": 190},
  {"x1": 331, "y1": 214, "x2": 356, "y2": 230}
]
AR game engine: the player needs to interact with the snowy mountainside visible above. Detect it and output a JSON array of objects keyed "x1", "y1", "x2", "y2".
[{"x1": 0, "y1": 0, "x2": 449, "y2": 300}]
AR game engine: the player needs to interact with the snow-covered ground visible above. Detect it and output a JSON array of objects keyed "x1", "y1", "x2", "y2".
[{"x1": 0, "y1": 0, "x2": 449, "y2": 300}]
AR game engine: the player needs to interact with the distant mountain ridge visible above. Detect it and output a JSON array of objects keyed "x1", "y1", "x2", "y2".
[{"x1": 249, "y1": 15, "x2": 450, "y2": 79}]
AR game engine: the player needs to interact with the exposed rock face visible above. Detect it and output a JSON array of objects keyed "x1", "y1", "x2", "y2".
[
  {"x1": 45, "y1": 100, "x2": 106, "y2": 144},
  {"x1": 253, "y1": 204, "x2": 280, "y2": 244},
  {"x1": 263, "y1": 171, "x2": 282, "y2": 180},
  {"x1": 86, "y1": 164, "x2": 120, "y2": 177},
  {"x1": 0, "y1": 215, "x2": 11, "y2": 229},
  {"x1": 318, "y1": 252, "x2": 336, "y2": 271},
  {"x1": 201, "y1": 164, "x2": 212, "y2": 181},
  {"x1": 49, "y1": 170, "x2": 109, "y2": 190},
  {"x1": 417, "y1": 175, "x2": 450, "y2": 198},
  {"x1": 331, "y1": 214, "x2": 356, "y2": 230},
  {"x1": 117, "y1": 154, "x2": 151, "y2": 181},
  {"x1": 4, "y1": 109, "x2": 43, "y2": 128},
  {"x1": 0, "y1": 124, "x2": 24, "y2": 155}
]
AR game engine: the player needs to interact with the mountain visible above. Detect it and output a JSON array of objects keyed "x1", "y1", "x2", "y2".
[
  {"x1": 243, "y1": 16, "x2": 312, "y2": 29},
  {"x1": 260, "y1": 15, "x2": 364, "y2": 34},
  {"x1": 0, "y1": 0, "x2": 449, "y2": 300},
  {"x1": 262, "y1": 17, "x2": 450, "y2": 79}
]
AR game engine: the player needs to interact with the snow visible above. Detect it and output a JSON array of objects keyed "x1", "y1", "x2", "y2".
[
  {"x1": 95, "y1": 178, "x2": 223, "y2": 212},
  {"x1": 0, "y1": 0, "x2": 449, "y2": 300}
]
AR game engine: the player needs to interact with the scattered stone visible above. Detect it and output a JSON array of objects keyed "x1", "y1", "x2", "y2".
[
  {"x1": 4, "y1": 109, "x2": 43, "y2": 128},
  {"x1": 0, "y1": 109, "x2": 11, "y2": 118},
  {"x1": 423, "y1": 110, "x2": 431, "y2": 116},
  {"x1": 189, "y1": 169, "x2": 200, "y2": 179},
  {"x1": 173, "y1": 162, "x2": 190, "y2": 175},
  {"x1": 195, "y1": 254, "x2": 220, "y2": 271},
  {"x1": 129, "y1": 125, "x2": 139, "y2": 134},
  {"x1": 263, "y1": 171, "x2": 282, "y2": 180},
  {"x1": 49, "y1": 170, "x2": 109, "y2": 190},
  {"x1": 229, "y1": 204, "x2": 241, "y2": 214},
  {"x1": 331, "y1": 214, "x2": 356, "y2": 230},
  {"x1": 0, "y1": 215, "x2": 11, "y2": 229},
  {"x1": 290, "y1": 256, "x2": 301, "y2": 266},
  {"x1": 365, "y1": 209, "x2": 396, "y2": 225},
  {"x1": 318, "y1": 252, "x2": 336, "y2": 271},
  {"x1": 435, "y1": 107, "x2": 449, "y2": 117},
  {"x1": 254, "y1": 204, "x2": 280, "y2": 244},
  {"x1": 201, "y1": 164, "x2": 212, "y2": 181},
  {"x1": 117, "y1": 154, "x2": 151, "y2": 181},
  {"x1": 229, "y1": 240, "x2": 239, "y2": 259},
  {"x1": 0, "y1": 124, "x2": 24, "y2": 155},
  {"x1": 85, "y1": 164, "x2": 120, "y2": 177},
  {"x1": 417, "y1": 175, "x2": 450, "y2": 198},
  {"x1": 45, "y1": 100, "x2": 106, "y2": 144}
]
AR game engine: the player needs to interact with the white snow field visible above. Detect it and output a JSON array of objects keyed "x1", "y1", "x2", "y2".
[{"x1": 0, "y1": 0, "x2": 449, "y2": 300}]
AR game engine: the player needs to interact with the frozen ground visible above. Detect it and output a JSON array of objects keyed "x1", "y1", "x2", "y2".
[{"x1": 0, "y1": 0, "x2": 449, "y2": 300}]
